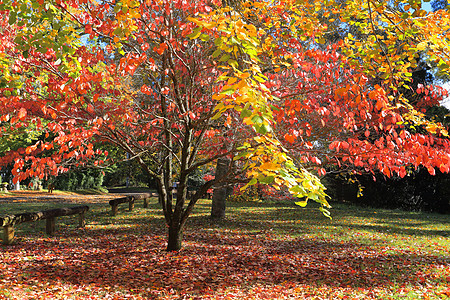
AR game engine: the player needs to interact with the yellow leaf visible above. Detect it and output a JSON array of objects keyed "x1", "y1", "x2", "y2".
[
  {"x1": 259, "y1": 162, "x2": 279, "y2": 171},
  {"x1": 417, "y1": 41, "x2": 427, "y2": 51},
  {"x1": 295, "y1": 200, "x2": 308, "y2": 207}
]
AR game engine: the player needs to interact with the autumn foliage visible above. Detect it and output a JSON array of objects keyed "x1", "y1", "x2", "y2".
[{"x1": 1, "y1": 0, "x2": 450, "y2": 249}]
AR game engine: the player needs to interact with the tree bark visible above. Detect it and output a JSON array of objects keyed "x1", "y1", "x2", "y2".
[
  {"x1": 211, "y1": 157, "x2": 231, "y2": 219},
  {"x1": 166, "y1": 223, "x2": 183, "y2": 251}
]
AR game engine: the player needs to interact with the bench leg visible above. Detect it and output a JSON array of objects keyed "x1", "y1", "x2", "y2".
[
  {"x1": 3, "y1": 226, "x2": 14, "y2": 245},
  {"x1": 143, "y1": 198, "x2": 148, "y2": 208},
  {"x1": 111, "y1": 205, "x2": 118, "y2": 216},
  {"x1": 129, "y1": 200, "x2": 135, "y2": 211},
  {"x1": 46, "y1": 217, "x2": 56, "y2": 235},
  {"x1": 78, "y1": 212, "x2": 86, "y2": 228}
]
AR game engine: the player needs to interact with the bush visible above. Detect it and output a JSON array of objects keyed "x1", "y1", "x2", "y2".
[
  {"x1": 103, "y1": 161, "x2": 153, "y2": 188},
  {"x1": 49, "y1": 169, "x2": 104, "y2": 191},
  {"x1": 323, "y1": 169, "x2": 450, "y2": 214}
]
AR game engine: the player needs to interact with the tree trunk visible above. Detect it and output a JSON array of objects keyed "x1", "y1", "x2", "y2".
[
  {"x1": 166, "y1": 223, "x2": 183, "y2": 251},
  {"x1": 211, "y1": 157, "x2": 231, "y2": 220}
]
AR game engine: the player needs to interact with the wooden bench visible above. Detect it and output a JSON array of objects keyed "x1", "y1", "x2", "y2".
[
  {"x1": 1, "y1": 205, "x2": 89, "y2": 245},
  {"x1": 109, "y1": 193, "x2": 156, "y2": 215}
]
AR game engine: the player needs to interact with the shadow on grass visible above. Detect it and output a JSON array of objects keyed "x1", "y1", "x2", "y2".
[
  {"x1": 212, "y1": 201, "x2": 450, "y2": 238},
  {"x1": 3, "y1": 228, "x2": 448, "y2": 298},
  {"x1": 1, "y1": 199, "x2": 449, "y2": 298}
]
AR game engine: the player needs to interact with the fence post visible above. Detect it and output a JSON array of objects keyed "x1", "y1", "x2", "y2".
[
  {"x1": 143, "y1": 198, "x2": 148, "y2": 208},
  {"x1": 128, "y1": 197, "x2": 135, "y2": 211},
  {"x1": 46, "y1": 217, "x2": 56, "y2": 235},
  {"x1": 78, "y1": 212, "x2": 86, "y2": 228},
  {"x1": 3, "y1": 225, "x2": 14, "y2": 245}
]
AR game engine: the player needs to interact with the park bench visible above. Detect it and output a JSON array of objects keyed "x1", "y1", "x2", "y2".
[
  {"x1": 108, "y1": 189, "x2": 208, "y2": 216},
  {"x1": 109, "y1": 193, "x2": 156, "y2": 215},
  {"x1": 1, "y1": 205, "x2": 89, "y2": 245}
]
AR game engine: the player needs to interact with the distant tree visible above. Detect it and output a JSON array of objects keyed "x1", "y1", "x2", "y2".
[{"x1": 432, "y1": 0, "x2": 448, "y2": 11}]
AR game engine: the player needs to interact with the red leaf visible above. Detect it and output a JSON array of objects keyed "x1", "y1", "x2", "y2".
[
  {"x1": 154, "y1": 43, "x2": 167, "y2": 55},
  {"x1": 85, "y1": 24, "x2": 93, "y2": 34},
  {"x1": 87, "y1": 104, "x2": 94, "y2": 113}
]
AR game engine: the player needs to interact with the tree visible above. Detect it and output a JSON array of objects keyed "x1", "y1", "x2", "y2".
[
  {"x1": 1, "y1": 0, "x2": 450, "y2": 251},
  {"x1": 432, "y1": 0, "x2": 448, "y2": 11},
  {"x1": 210, "y1": 156, "x2": 232, "y2": 219}
]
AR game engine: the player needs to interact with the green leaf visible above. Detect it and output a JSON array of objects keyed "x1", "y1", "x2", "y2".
[
  {"x1": 319, "y1": 206, "x2": 332, "y2": 219},
  {"x1": 219, "y1": 54, "x2": 230, "y2": 62},
  {"x1": 307, "y1": 192, "x2": 319, "y2": 201},
  {"x1": 113, "y1": 27, "x2": 124, "y2": 37},
  {"x1": 220, "y1": 88, "x2": 235, "y2": 95},
  {"x1": 214, "y1": 37, "x2": 223, "y2": 46},
  {"x1": 233, "y1": 151, "x2": 248, "y2": 160},
  {"x1": 240, "y1": 109, "x2": 252, "y2": 118},
  {"x1": 258, "y1": 175, "x2": 274, "y2": 184},
  {"x1": 228, "y1": 59, "x2": 238, "y2": 68},
  {"x1": 187, "y1": 27, "x2": 202, "y2": 39},
  {"x1": 8, "y1": 12, "x2": 16, "y2": 25},
  {"x1": 211, "y1": 111, "x2": 223, "y2": 120},
  {"x1": 290, "y1": 185, "x2": 306, "y2": 195},
  {"x1": 212, "y1": 49, "x2": 221, "y2": 58},
  {"x1": 257, "y1": 124, "x2": 271, "y2": 134},
  {"x1": 200, "y1": 34, "x2": 210, "y2": 42},
  {"x1": 248, "y1": 178, "x2": 258, "y2": 185},
  {"x1": 251, "y1": 115, "x2": 263, "y2": 124}
]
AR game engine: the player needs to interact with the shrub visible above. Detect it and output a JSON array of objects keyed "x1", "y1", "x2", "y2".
[
  {"x1": 323, "y1": 169, "x2": 450, "y2": 214},
  {"x1": 49, "y1": 169, "x2": 104, "y2": 191}
]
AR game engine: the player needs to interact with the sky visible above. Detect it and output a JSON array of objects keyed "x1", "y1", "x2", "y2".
[
  {"x1": 440, "y1": 82, "x2": 450, "y2": 109},
  {"x1": 422, "y1": 1, "x2": 432, "y2": 11}
]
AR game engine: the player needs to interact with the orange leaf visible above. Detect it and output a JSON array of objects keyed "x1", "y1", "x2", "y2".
[
  {"x1": 18, "y1": 107, "x2": 27, "y2": 119},
  {"x1": 154, "y1": 43, "x2": 168, "y2": 55},
  {"x1": 284, "y1": 133, "x2": 296, "y2": 143}
]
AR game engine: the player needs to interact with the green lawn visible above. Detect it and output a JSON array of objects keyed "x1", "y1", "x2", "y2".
[{"x1": 0, "y1": 198, "x2": 449, "y2": 299}]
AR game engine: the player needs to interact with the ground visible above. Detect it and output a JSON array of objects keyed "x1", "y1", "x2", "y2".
[{"x1": 0, "y1": 191, "x2": 449, "y2": 299}]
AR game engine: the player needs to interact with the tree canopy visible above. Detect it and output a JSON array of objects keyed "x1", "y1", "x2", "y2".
[{"x1": 1, "y1": 0, "x2": 450, "y2": 250}]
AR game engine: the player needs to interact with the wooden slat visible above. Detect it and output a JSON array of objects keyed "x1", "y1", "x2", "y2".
[
  {"x1": 109, "y1": 193, "x2": 156, "y2": 215},
  {"x1": 108, "y1": 196, "x2": 132, "y2": 206},
  {"x1": 0, "y1": 206, "x2": 89, "y2": 227}
]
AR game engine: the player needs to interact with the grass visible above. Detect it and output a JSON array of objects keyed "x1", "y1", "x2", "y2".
[{"x1": 0, "y1": 196, "x2": 449, "y2": 299}]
